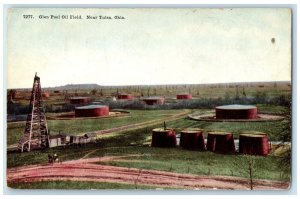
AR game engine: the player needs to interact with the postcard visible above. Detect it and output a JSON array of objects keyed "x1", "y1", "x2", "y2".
[{"x1": 6, "y1": 7, "x2": 291, "y2": 191}]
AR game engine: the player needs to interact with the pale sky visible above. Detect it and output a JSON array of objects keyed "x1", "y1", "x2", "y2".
[{"x1": 7, "y1": 8, "x2": 291, "y2": 88}]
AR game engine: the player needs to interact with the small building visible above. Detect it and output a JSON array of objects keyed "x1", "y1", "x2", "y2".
[
  {"x1": 142, "y1": 97, "x2": 165, "y2": 105},
  {"x1": 49, "y1": 134, "x2": 67, "y2": 148},
  {"x1": 70, "y1": 133, "x2": 97, "y2": 145},
  {"x1": 70, "y1": 97, "x2": 89, "y2": 104},
  {"x1": 84, "y1": 132, "x2": 97, "y2": 143},
  {"x1": 117, "y1": 93, "x2": 134, "y2": 100},
  {"x1": 176, "y1": 93, "x2": 192, "y2": 100}
]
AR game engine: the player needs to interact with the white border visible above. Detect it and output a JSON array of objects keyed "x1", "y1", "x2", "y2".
[{"x1": 1, "y1": 0, "x2": 299, "y2": 198}]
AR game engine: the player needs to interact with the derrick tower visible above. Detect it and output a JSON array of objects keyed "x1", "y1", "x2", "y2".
[{"x1": 18, "y1": 73, "x2": 49, "y2": 152}]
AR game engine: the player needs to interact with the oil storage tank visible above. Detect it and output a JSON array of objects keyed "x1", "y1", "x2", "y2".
[
  {"x1": 215, "y1": 104, "x2": 258, "y2": 119},
  {"x1": 176, "y1": 93, "x2": 192, "y2": 99},
  {"x1": 180, "y1": 128, "x2": 205, "y2": 150},
  {"x1": 239, "y1": 132, "x2": 269, "y2": 156},
  {"x1": 117, "y1": 93, "x2": 134, "y2": 100},
  {"x1": 207, "y1": 132, "x2": 235, "y2": 153},
  {"x1": 151, "y1": 128, "x2": 176, "y2": 147},
  {"x1": 75, "y1": 105, "x2": 109, "y2": 117}
]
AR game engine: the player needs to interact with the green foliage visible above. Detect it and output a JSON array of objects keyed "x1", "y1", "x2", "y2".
[
  {"x1": 7, "y1": 181, "x2": 159, "y2": 190},
  {"x1": 7, "y1": 122, "x2": 290, "y2": 181},
  {"x1": 6, "y1": 104, "x2": 291, "y2": 184},
  {"x1": 90, "y1": 89, "x2": 97, "y2": 95},
  {"x1": 253, "y1": 91, "x2": 268, "y2": 104},
  {"x1": 97, "y1": 147, "x2": 288, "y2": 181},
  {"x1": 232, "y1": 155, "x2": 257, "y2": 190},
  {"x1": 166, "y1": 117, "x2": 285, "y2": 141},
  {"x1": 7, "y1": 109, "x2": 184, "y2": 145},
  {"x1": 277, "y1": 107, "x2": 291, "y2": 179}
]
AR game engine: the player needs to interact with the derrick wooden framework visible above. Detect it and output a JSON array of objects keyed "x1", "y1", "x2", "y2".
[{"x1": 18, "y1": 73, "x2": 49, "y2": 152}]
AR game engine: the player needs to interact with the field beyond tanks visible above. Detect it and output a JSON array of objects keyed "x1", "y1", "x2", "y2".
[{"x1": 6, "y1": 82, "x2": 291, "y2": 190}]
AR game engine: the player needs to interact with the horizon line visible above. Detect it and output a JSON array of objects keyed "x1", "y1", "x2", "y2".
[{"x1": 7, "y1": 80, "x2": 291, "y2": 90}]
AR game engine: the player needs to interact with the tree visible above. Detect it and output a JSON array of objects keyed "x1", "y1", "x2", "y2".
[
  {"x1": 235, "y1": 86, "x2": 240, "y2": 100},
  {"x1": 254, "y1": 91, "x2": 267, "y2": 103},
  {"x1": 224, "y1": 91, "x2": 230, "y2": 100},
  {"x1": 91, "y1": 89, "x2": 97, "y2": 95},
  {"x1": 278, "y1": 107, "x2": 291, "y2": 179},
  {"x1": 233, "y1": 155, "x2": 256, "y2": 190},
  {"x1": 242, "y1": 87, "x2": 247, "y2": 98}
]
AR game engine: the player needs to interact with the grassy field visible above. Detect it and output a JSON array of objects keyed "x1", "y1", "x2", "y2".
[
  {"x1": 7, "y1": 104, "x2": 289, "y2": 146},
  {"x1": 7, "y1": 181, "x2": 161, "y2": 190},
  {"x1": 6, "y1": 139, "x2": 290, "y2": 182},
  {"x1": 96, "y1": 147, "x2": 287, "y2": 181},
  {"x1": 167, "y1": 118, "x2": 286, "y2": 140},
  {"x1": 9, "y1": 82, "x2": 291, "y2": 107},
  {"x1": 7, "y1": 109, "x2": 186, "y2": 146},
  {"x1": 7, "y1": 108, "x2": 291, "y2": 182},
  {"x1": 6, "y1": 103, "x2": 291, "y2": 189}
]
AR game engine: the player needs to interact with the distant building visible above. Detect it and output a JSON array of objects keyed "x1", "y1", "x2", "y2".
[
  {"x1": 49, "y1": 132, "x2": 97, "y2": 147},
  {"x1": 49, "y1": 134, "x2": 69, "y2": 148}
]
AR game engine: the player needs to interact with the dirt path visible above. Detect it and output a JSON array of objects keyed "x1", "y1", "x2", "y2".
[
  {"x1": 7, "y1": 157, "x2": 289, "y2": 190},
  {"x1": 89, "y1": 109, "x2": 192, "y2": 136}
]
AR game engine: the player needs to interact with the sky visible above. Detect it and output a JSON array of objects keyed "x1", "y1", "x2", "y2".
[{"x1": 7, "y1": 8, "x2": 291, "y2": 88}]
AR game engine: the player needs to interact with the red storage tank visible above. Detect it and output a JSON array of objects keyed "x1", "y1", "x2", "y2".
[
  {"x1": 42, "y1": 92, "x2": 50, "y2": 99},
  {"x1": 70, "y1": 97, "x2": 89, "y2": 104},
  {"x1": 207, "y1": 132, "x2": 235, "y2": 153},
  {"x1": 215, "y1": 104, "x2": 258, "y2": 119},
  {"x1": 180, "y1": 128, "x2": 205, "y2": 150},
  {"x1": 176, "y1": 93, "x2": 192, "y2": 99},
  {"x1": 142, "y1": 97, "x2": 165, "y2": 105},
  {"x1": 75, "y1": 105, "x2": 109, "y2": 117},
  {"x1": 151, "y1": 128, "x2": 177, "y2": 148},
  {"x1": 117, "y1": 93, "x2": 134, "y2": 100},
  {"x1": 239, "y1": 132, "x2": 269, "y2": 156}
]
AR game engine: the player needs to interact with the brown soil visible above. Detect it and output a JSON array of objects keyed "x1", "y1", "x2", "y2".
[{"x1": 7, "y1": 157, "x2": 289, "y2": 190}]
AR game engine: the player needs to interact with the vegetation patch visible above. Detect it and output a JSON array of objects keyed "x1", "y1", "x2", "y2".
[
  {"x1": 7, "y1": 180, "x2": 161, "y2": 190},
  {"x1": 6, "y1": 105, "x2": 291, "y2": 184}
]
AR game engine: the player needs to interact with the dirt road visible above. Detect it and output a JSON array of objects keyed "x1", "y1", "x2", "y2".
[
  {"x1": 7, "y1": 157, "x2": 289, "y2": 190},
  {"x1": 89, "y1": 109, "x2": 192, "y2": 136}
]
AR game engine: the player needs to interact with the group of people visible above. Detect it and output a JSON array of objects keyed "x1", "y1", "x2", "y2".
[{"x1": 48, "y1": 153, "x2": 61, "y2": 164}]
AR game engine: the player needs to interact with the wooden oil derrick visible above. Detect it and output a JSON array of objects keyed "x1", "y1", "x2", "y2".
[
  {"x1": 7, "y1": 90, "x2": 15, "y2": 104},
  {"x1": 18, "y1": 73, "x2": 50, "y2": 152}
]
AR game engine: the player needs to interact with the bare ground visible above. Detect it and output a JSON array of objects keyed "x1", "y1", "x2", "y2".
[{"x1": 7, "y1": 156, "x2": 290, "y2": 190}]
